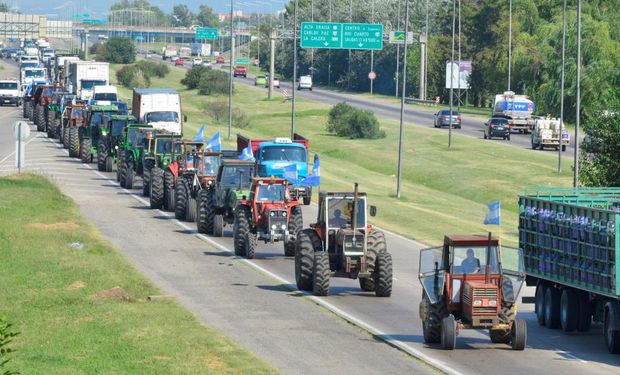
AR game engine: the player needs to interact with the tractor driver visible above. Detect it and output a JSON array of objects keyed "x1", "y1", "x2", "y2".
[
  {"x1": 330, "y1": 209, "x2": 350, "y2": 228},
  {"x1": 461, "y1": 248, "x2": 481, "y2": 274}
]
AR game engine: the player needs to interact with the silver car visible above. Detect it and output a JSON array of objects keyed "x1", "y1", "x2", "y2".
[{"x1": 433, "y1": 109, "x2": 461, "y2": 128}]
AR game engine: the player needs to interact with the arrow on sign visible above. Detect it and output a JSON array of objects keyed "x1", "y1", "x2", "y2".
[
  {"x1": 358, "y1": 43, "x2": 363, "y2": 47},
  {"x1": 324, "y1": 42, "x2": 329, "y2": 46}
]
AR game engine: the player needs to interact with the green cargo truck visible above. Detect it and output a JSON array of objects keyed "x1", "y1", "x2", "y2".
[{"x1": 519, "y1": 187, "x2": 620, "y2": 354}]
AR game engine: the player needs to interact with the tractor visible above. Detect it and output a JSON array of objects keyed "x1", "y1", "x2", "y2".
[
  {"x1": 46, "y1": 91, "x2": 74, "y2": 139},
  {"x1": 117, "y1": 124, "x2": 155, "y2": 189},
  {"x1": 233, "y1": 178, "x2": 303, "y2": 259},
  {"x1": 31, "y1": 84, "x2": 58, "y2": 131},
  {"x1": 79, "y1": 104, "x2": 119, "y2": 164},
  {"x1": 417, "y1": 234, "x2": 527, "y2": 350},
  {"x1": 60, "y1": 102, "x2": 87, "y2": 158},
  {"x1": 145, "y1": 134, "x2": 184, "y2": 208},
  {"x1": 96, "y1": 114, "x2": 136, "y2": 172},
  {"x1": 165, "y1": 141, "x2": 208, "y2": 220},
  {"x1": 295, "y1": 183, "x2": 392, "y2": 297},
  {"x1": 198, "y1": 159, "x2": 256, "y2": 237}
]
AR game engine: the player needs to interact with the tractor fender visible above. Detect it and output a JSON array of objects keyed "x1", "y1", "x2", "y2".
[
  {"x1": 606, "y1": 301, "x2": 620, "y2": 331},
  {"x1": 168, "y1": 161, "x2": 179, "y2": 178}
]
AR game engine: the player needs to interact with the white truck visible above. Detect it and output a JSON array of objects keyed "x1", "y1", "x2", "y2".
[
  {"x1": 493, "y1": 91, "x2": 537, "y2": 133},
  {"x1": 91, "y1": 85, "x2": 119, "y2": 103},
  {"x1": 162, "y1": 45, "x2": 178, "y2": 60},
  {"x1": 24, "y1": 47, "x2": 38, "y2": 56},
  {"x1": 530, "y1": 118, "x2": 570, "y2": 151},
  {"x1": 0, "y1": 79, "x2": 20, "y2": 106},
  {"x1": 132, "y1": 88, "x2": 184, "y2": 134},
  {"x1": 21, "y1": 67, "x2": 47, "y2": 85},
  {"x1": 67, "y1": 61, "x2": 109, "y2": 100},
  {"x1": 54, "y1": 55, "x2": 80, "y2": 82}
]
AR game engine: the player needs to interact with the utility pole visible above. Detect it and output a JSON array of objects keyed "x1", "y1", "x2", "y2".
[
  {"x1": 424, "y1": 0, "x2": 429, "y2": 100},
  {"x1": 457, "y1": 0, "x2": 461, "y2": 110},
  {"x1": 448, "y1": 0, "x2": 455, "y2": 148},
  {"x1": 419, "y1": 34, "x2": 425, "y2": 99},
  {"x1": 558, "y1": 0, "x2": 566, "y2": 174},
  {"x1": 347, "y1": 0, "x2": 352, "y2": 90},
  {"x1": 396, "y1": 0, "x2": 409, "y2": 199},
  {"x1": 574, "y1": 0, "x2": 581, "y2": 187},
  {"x1": 228, "y1": 0, "x2": 235, "y2": 140},
  {"x1": 291, "y1": 0, "x2": 298, "y2": 138},
  {"x1": 508, "y1": 0, "x2": 512, "y2": 91},
  {"x1": 268, "y1": 29, "x2": 275, "y2": 99},
  {"x1": 369, "y1": 0, "x2": 374, "y2": 95},
  {"x1": 394, "y1": 0, "x2": 401, "y2": 97},
  {"x1": 328, "y1": 0, "x2": 332, "y2": 86}
]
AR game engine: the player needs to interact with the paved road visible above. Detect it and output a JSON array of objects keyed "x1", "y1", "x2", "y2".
[{"x1": 2, "y1": 104, "x2": 619, "y2": 374}]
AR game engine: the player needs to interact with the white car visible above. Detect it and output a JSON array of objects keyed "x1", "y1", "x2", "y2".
[
  {"x1": 171, "y1": 56, "x2": 179, "y2": 62},
  {"x1": 298, "y1": 75, "x2": 313, "y2": 90},
  {"x1": 201, "y1": 61, "x2": 212, "y2": 67},
  {"x1": 192, "y1": 58, "x2": 203, "y2": 66},
  {"x1": 265, "y1": 75, "x2": 280, "y2": 88}
]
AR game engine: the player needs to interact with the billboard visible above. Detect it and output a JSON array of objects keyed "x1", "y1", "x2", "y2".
[{"x1": 445, "y1": 60, "x2": 471, "y2": 90}]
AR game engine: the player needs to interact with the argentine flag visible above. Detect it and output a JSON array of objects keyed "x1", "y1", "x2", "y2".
[
  {"x1": 300, "y1": 155, "x2": 320, "y2": 187},
  {"x1": 194, "y1": 125, "x2": 205, "y2": 142},
  {"x1": 484, "y1": 201, "x2": 501, "y2": 225},
  {"x1": 239, "y1": 144, "x2": 255, "y2": 161},
  {"x1": 206, "y1": 131, "x2": 221, "y2": 151},
  {"x1": 283, "y1": 164, "x2": 299, "y2": 185}
]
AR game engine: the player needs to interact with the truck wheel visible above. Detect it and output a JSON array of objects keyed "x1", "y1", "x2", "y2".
[
  {"x1": 560, "y1": 288, "x2": 579, "y2": 332},
  {"x1": 80, "y1": 138, "x2": 92, "y2": 164},
  {"x1": 360, "y1": 230, "x2": 386, "y2": 292},
  {"x1": 303, "y1": 195, "x2": 311, "y2": 205},
  {"x1": 312, "y1": 251, "x2": 330, "y2": 296},
  {"x1": 531, "y1": 142, "x2": 536, "y2": 150},
  {"x1": 421, "y1": 294, "x2": 448, "y2": 344},
  {"x1": 374, "y1": 251, "x2": 393, "y2": 297},
  {"x1": 106, "y1": 156, "x2": 114, "y2": 172},
  {"x1": 605, "y1": 302, "x2": 620, "y2": 354},
  {"x1": 150, "y1": 168, "x2": 164, "y2": 209},
  {"x1": 213, "y1": 214, "x2": 224, "y2": 237},
  {"x1": 186, "y1": 196, "x2": 197, "y2": 222},
  {"x1": 174, "y1": 179, "x2": 188, "y2": 220},
  {"x1": 164, "y1": 169, "x2": 175, "y2": 211},
  {"x1": 577, "y1": 291, "x2": 592, "y2": 332},
  {"x1": 142, "y1": 160, "x2": 154, "y2": 197},
  {"x1": 69, "y1": 128, "x2": 80, "y2": 158},
  {"x1": 97, "y1": 141, "x2": 108, "y2": 172},
  {"x1": 295, "y1": 229, "x2": 320, "y2": 291},
  {"x1": 539, "y1": 143, "x2": 544, "y2": 150},
  {"x1": 284, "y1": 206, "x2": 303, "y2": 256},
  {"x1": 544, "y1": 287, "x2": 561, "y2": 329},
  {"x1": 511, "y1": 320, "x2": 527, "y2": 350},
  {"x1": 561, "y1": 145, "x2": 567, "y2": 152},
  {"x1": 535, "y1": 283, "x2": 547, "y2": 326},
  {"x1": 441, "y1": 315, "x2": 456, "y2": 350}
]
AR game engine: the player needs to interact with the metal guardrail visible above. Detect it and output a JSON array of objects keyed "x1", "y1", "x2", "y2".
[{"x1": 404, "y1": 97, "x2": 438, "y2": 106}]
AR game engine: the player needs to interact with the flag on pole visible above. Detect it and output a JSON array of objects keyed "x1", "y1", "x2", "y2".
[
  {"x1": 283, "y1": 164, "x2": 299, "y2": 184},
  {"x1": 194, "y1": 125, "x2": 205, "y2": 142},
  {"x1": 206, "y1": 131, "x2": 221, "y2": 151},
  {"x1": 239, "y1": 144, "x2": 255, "y2": 161},
  {"x1": 300, "y1": 155, "x2": 320, "y2": 186},
  {"x1": 484, "y1": 201, "x2": 501, "y2": 225}
]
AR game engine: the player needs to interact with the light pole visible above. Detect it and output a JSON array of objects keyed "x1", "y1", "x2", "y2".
[
  {"x1": 396, "y1": 0, "x2": 409, "y2": 199},
  {"x1": 369, "y1": 0, "x2": 374, "y2": 95},
  {"x1": 424, "y1": 0, "x2": 429, "y2": 100},
  {"x1": 291, "y1": 0, "x2": 298, "y2": 138},
  {"x1": 448, "y1": 0, "x2": 455, "y2": 148},
  {"x1": 508, "y1": 0, "x2": 512, "y2": 91},
  {"x1": 394, "y1": 0, "x2": 401, "y2": 97},
  {"x1": 558, "y1": 0, "x2": 566, "y2": 174},
  {"x1": 574, "y1": 0, "x2": 581, "y2": 187},
  {"x1": 228, "y1": 0, "x2": 234, "y2": 140},
  {"x1": 347, "y1": 0, "x2": 352, "y2": 90}
]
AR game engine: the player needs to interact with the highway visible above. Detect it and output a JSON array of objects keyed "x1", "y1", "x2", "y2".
[{"x1": 2, "y1": 55, "x2": 618, "y2": 373}]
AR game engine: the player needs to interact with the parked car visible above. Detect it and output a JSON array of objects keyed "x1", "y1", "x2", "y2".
[
  {"x1": 433, "y1": 109, "x2": 461, "y2": 128},
  {"x1": 484, "y1": 117, "x2": 511, "y2": 140},
  {"x1": 298, "y1": 75, "x2": 313, "y2": 90},
  {"x1": 201, "y1": 61, "x2": 213, "y2": 67},
  {"x1": 265, "y1": 74, "x2": 280, "y2": 88},
  {"x1": 175, "y1": 59, "x2": 184, "y2": 66},
  {"x1": 192, "y1": 58, "x2": 203, "y2": 66},
  {"x1": 233, "y1": 66, "x2": 247, "y2": 78},
  {"x1": 216, "y1": 56, "x2": 225, "y2": 64},
  {"x1": 255, "y1": 75, "x2": 266, "y2": 86}
]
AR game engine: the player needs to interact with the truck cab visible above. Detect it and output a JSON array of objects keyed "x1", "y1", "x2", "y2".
[
  {"x1": 0, "y1": 79, "x2": 20, "y2": 106},
  {"x1": 21, "y1": 67, "x2": 47, "y2": 85},
  {"x1": 91, "y1": 85, "x2": 119, "y2": 104}
]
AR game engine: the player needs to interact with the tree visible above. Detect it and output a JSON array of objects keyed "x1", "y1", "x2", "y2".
[
  {"x1": 103, "y1": 36, "x2": 136, "y2": 64},
  {"x1": 196, "y1": 5, "x2": 219, "y2": 27},
  {"x1": 579, "y1": 112, "x2": 620, "y2": 187},
  {"x1": 172, "y1": 4, "x2": 194, "y2": 27}
]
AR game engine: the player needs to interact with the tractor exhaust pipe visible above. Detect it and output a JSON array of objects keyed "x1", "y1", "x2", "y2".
[
  {"x1": 485, "y1": 232, "x2": 492, "y2": 284},
  {"x1": 352, "y1": 182, "x2": 358, "y2": 232}
]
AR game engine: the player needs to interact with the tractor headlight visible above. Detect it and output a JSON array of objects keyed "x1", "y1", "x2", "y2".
[
  {"x1": 280, "y1": 224, "x2": 286, "y2": 230},
  {"x1": 271, "y1": 224, "x2": 277, "y2": 230},
  {"x1": 345, "y1": 242, "x2": 353, "y2": 248},
  {"x1": 489, "y1": 300, "x2": 497, "y2": 307},
  {"x1": 282, "y1": 212, "x2": 286, "y2": 217},
  {"x1": 114, "y1": 145, "x2": 119, "y2": 150},
  {"x1": 270, "y1": 211, "x2": 275, "y2": 217},
  {"x1": 473, "y1": 300, "x2": 482, "y2": 307}
]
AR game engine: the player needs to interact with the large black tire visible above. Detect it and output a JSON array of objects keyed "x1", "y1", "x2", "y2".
[
  {"x1": 605, "y1": 303, "x2": 620, "y2": 354},
  {"x1": 175, "y1": 179, "x2": 189, "y2": 220},
  {"x1": 105, "y1": 156, "x2": 114, "y2": 172},
  {"x1": 490, "y1": 329, "x2": 511, "y2": 344},
  {"x1": 544, "y1": 287, "x2": 561, "y2": 329},
  {"x1": 150, "y1": 167, "x2": 164, "y2": 209},
  {"x1": 284, "y1": 205, "x2": 303, "y2": 256},
  {"x1": 374, "y1": 251, "x2": 393, "y2": 297},
  {"x1": 295, "y1": 229, "x2": 321, "y2": 291},
  {"x1": 535, "y1": 283, "x2": 547, "y2": 326},
  {"x1": 80, "y1": 138, "x2": 92, "y2": 164},
  {"x1": 511, "y1": 320, "x2": 527, "y2": 351},
  {"x1": 97, "y1": 140, "x2": 108, "y2": 172},
  {"x1": 186, "y1": 196, "x2": 197, "y2": 222},
  {"x1": 303, "y1": 195, "x2": 311, "y2": 205},
  {"x1": 22, "y1": 101, "x2": 28, "y2": 118},
  {"x1": 45, "y1": 111, "x2": 54, "y2": 136},
  {"x1": 197, "y1": 189, "x2": 211, "y2": 234},
  {"x1": 68, "y1": 128, "x2": 79, "y2": 157},
  {"x1": 360, "y1": 230, "x2": 386, "y2": 292},
  {"x1": 441, "y1": 315, "x2": 456, "y2": 350},
  {"x1": 61, "y1": 126, "x2": 69, "y2": 148},
  {"x1": 577, "y1": 290, "x2": 592, "y2": 332},
  {"x1": 164, "y1": 169, "x2": 175, "y2": 211},
  {"x1": 123, "y1": 161, "x2": 135, "y2": 189},
  {"x1": 35, "y1": 106, "x2": 45, "y2": 131},
  {"x1": 312, "y1": 251, "x2": 330, "y2": 296},
  {"x1": 421, "y1": 294, "x2": 449, "y2": 344},
  {"x1": 233, "y1": 207, "x2": 256, "y2": 258},
  {"x1": 560, "y1": 288, "x2": 579, "y2": 332},
  {"x1": 491, "y1": 303, "x2": 515, "y2": 344},
  {"x1": 119, "y1": 158, "x2": 127, "y2": 187},
  {"x1": 213, "y1": 214, "x2": 224, "y2": 237},
  {"x1": 142, "y1": 159, "x2": 155, "y2": 197}
]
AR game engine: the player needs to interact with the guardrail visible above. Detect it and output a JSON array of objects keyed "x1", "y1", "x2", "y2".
[{"x1": 404, "y1": 97, "x2": 438, "y2": 106}]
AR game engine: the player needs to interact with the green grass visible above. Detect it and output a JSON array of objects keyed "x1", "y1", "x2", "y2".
[
  {"x1": 0, "y1": 174, "x2": 276, "y2": 374},
  {"x1": 111, "y1": 64, "x2": 573, "y2": 246}
]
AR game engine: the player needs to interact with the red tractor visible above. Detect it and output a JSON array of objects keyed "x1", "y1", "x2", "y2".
[
  {"x1": 233, "y1": 178, "x2": 303, "y2": 259},
  {"x1": 418, "y1": 234, "x2": 527, "y2": 350}
]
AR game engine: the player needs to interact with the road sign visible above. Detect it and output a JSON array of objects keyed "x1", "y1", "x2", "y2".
[
  {"x1": 389, "y1": 31, "x2": 414, "y2": 44},
  {"x1": 300, "y1": 22, "x2": 383, "y2": 50},
  {"x1": 83, "y1": 19, "x2": 107, "y2": 25},
  {"x1": 13, "y1": 121, "x2": 29, "y2": 172},
  {"x1": 236, "y1": 58, "x2": 250, "y2": 64},
  {"x1": 195, "y1": 27, "x2": 218, "y2": 40},
  {"x1": 13, "y1": 121, "x2": 29, "y2": 141},
  {"x1": 368, "y1": 71, "x2": 376, "y2": 80}
]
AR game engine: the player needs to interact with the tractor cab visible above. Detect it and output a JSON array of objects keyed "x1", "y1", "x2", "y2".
[{"x1": 171, "y1": 140, "x2": 206, "y2": 174}]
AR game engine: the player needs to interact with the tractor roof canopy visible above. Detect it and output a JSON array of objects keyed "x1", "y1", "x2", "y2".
[
  {"x1": 89, "y1": 104, "x2": 119, "y2": 112},
  {"x1": 444, "y1": 235, "x2": 499, "y2": 247},
  {"x1": 111, "y1": 114, "x2": 136, "y2": 121}
]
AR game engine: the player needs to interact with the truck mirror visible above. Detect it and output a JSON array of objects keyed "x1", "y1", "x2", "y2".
[
  {"x1": 184, "y1": 115, "x2": 188, "y2": 122},
  {"x1": 369, "y1": 205, "x2": 377, "y2": 217}
]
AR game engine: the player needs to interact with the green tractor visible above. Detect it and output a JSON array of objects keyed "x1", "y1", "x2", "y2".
[
  {"x1": 144, "y1": 134, "x2": 183, "y2": 206},
  {"x1": 198, "y1": 159, "x2": 256, "y2": 237},
  {"x1": 97, "y1": 114, "x2": 136, "y2": 172},
  {"x1": 79, "y1": 104, "x2": 119, "y2": 164},
  {"x1": 117, "y1": 124, "x2": 155, "y2": 189}
]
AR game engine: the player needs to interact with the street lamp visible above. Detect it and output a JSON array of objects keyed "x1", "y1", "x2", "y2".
[
  {"x1": 558, "y1": 0, "x2": 566, "y2": 174},
  {"x1": 228, "y1": 0, "x2": 235, "y2": 140},
  {"x1": 574, "y1": 0, "x2": 581, "y2": 187},
  {"x1": 396, "y1": 0, "x2": 410, "y2": 199}
]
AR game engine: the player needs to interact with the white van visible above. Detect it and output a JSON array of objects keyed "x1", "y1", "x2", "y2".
[
  {"x1": 298, "y1": 75, "x2": 313, "y2": 90},
  {"x1": 0, "y1": 79, "x2": 20, "y2": 106},
  {"x1": 92, "y1": 85, "x2": 119, "y2": 103}
]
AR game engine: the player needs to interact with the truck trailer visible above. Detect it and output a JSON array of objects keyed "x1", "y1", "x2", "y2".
[
  {"x1": 67, "y1": 61, "x2": 109, "y2": 100},
  {"x1": 132, "y1": 88, "x2": 183, "y2": 135},
  {"x1": 493, "y1": 91, "x2": 536, "y2": 133}
]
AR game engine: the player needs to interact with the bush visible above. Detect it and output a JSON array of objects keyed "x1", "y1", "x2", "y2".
[
  {"x1": 102, "y1": 36, "x2": 135, "y2": 64},
  {"x1": 326, "y1": 102, "x2": 386, "y2": 139},
  {"x1": 89, "y1": 42, "x2": 105, "y2": 56},
  {"x1": 115, "y1": 66, "x2": 150, "y2": 88},
  {"x1": 181, "y1": 66, "x2": 211, "y2": 89},
  {"x1": 0, "y1": 315, "x2": 19, "y2": 374},
  {"x1": 135, "y1": 60, "x2": 169, "y2": 78},
  {"x1": 208, "y1": 100, "x2": 250, "y2": 129},
  {"x1": 181, "y1": 67, "x2": 231, "y2": 95}
]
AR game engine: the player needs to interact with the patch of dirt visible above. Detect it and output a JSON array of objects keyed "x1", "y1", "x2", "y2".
[
  {"x1": 29, "y1": 222, "x2": 80, "y2": 230},
  {"x1": 67, "y1": 281, "x2": 86, "y2": 290},
  {"x1": 153, "y1": 356, "x2": 172, "y2": 361},
  {"x1": 93, "y1": 287, "x2": 131, "y2": 302}
]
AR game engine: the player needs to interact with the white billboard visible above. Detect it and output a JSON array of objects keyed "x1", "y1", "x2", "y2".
[{"x1": 445, "y1": 60, "x2": 471, "y2": 90}]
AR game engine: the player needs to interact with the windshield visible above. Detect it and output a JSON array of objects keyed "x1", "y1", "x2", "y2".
[
  {"x1": 220, "y1": 165, "x2": 254, "y2": 189},
  {"x1": 155, "y1": 139, "x2": 182, "y2": 154},
  {"x1": 111, "y1": 120, "x2": 129, "y2": 136},
  {"x1": 440, "y1": 110, "x2": 460, "y2": 116},
  {"x1": 260, "y1": 146, "x2": 306, "y2": 163},
  {"x1": 25, "y1": 70, "x2": 45, "y2": 78},
  {"x1": 201, "y1": 155, "x2": 221, "y2": 176},
  {"x1": 128, "y1": 128, "x2": 150, "y2": 146},
  {"x1": 94, "y1": 93, "x2": 117, "y2": 101},
  {"x1": 490, "y1": 118, "x2": 509, "y2": 125},
  {"x1": 21, "y1": 62, "x2": 38, "y2": 68},
  {"x1": 81, "y1": 80, "x2": 106, "y2": 90},
  {"x1": 89, "y1": 112, "x2": 114, "y2": 127},
  {"x1": 146, "y1": 111, "x2": 179, "y2": 123},
  {"x1": 0, "y1": 82, "x2": 17, "y2": 90},
  {"x1": 451, "y1": 246, "x2": 499, "y2": 275},
  {"x1": 326, "y1": 197, "x2": 366, "y2": 229},
  {"x1": 257, "y1": 184, "x2": 286, "y2": 201}
]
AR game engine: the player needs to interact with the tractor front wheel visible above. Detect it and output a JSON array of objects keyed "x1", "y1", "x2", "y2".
[
  {"x1": 80, "y1": 138, "x2": 92, "y2": 164},
  {"x1": 186, "y1": 196, "x2": 197, "y2": 222},
  {"x1": 213, "y1": 214, "x2": 224, "y2": 237},
  {"x1": 123, "y1": 162, "x2": 135, "y2": 189},
  {"x1": 105, "y1": 156, "x2": 114, "y2": 172},
  {"x1": 312, "y1": 251, "x2": 330, "y2": 296},
  {"x1": 511, "y1": 319, "x2": 527, "y2": 350},
  {"x1": 295, "y1": 229, "x2": 320, "y2": 291},
  {"x1": 174, "y1": 179, "x2": 189, "y2": 220},
  {"x1": 441, "y1": 315, "x2": 456, "y2": 350},
  {"x1": 68, "y1": 128, "x2": 79, "y2": 157},
  {"x1": 142, "y1": 160, "x2": 155, "y2": 197},
  {"x1": 164, "y1": 169, "x2": 175, "y2": 211},
  {"x1": 197, "y1": 190, "x2": 211, "y2": 234},
  {"x1": 374, "y1": 251, "x2": 393, "y2": 297},
  {"x1": 150, "y1": 167, "x2": 164, "y2": 209},
  {"x1": 233, "y1": 207, "x2": 255, "y2": 258},
  {"x1": 284, "y1": 205, "x2": 303, "y2": 256},
  {"x1": 97, "y1": 140, "x2": 108, "y2": 171}
]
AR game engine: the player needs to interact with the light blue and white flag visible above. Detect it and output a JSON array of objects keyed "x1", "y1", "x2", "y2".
[
  {"x1": 283, "y1": 164, "x2": 299, "y2": 184},
  {"x1": 194, "y1": 125, "x2": 205, "y2": 142},
  {"x1": 484, "y1": 200, "x2": 501, "y2": 225},
  {"x1": 300, "y1": 155, "x2": 320, "y2": 187},
  {"x1": 239, "y1": 144, "x2": 255, "y2": 161},
  {"x1": 205, "y1": 131, "x2": 221, "y2": 151}
]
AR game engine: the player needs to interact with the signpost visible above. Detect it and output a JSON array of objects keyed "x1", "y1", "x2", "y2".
[
  {"x1": 236, "y1": 58, "x2": 250, "y2": 64},
  {"x1": 368, "y1": 71, "x2": 376, "y2": 80},
  {"x1": 12, "y1": 121, "x2": 29, "y2": 173},
  {"x1": 389, "y1": 31, "x2": 414, "y2": 44},
  {"x1": 195, "y1": 27, "x2": 218, "y2": 40},
  {"x1": 300, "y1": 22, "x2": 383, "y2": 50}
]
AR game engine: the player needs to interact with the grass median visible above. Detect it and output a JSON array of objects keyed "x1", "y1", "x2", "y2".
[
  {"x1": 111, "y1": 64, "x2": 572, "y2": 246},
  {"x1": 0, "y1": 174, "x2": 276, "y2": 374}
]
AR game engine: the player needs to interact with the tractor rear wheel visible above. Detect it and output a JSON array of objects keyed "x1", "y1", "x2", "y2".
[
  {"x1": 284, "y1": 206, "x2": 303, "y2": 256},
  {"x1": 164, "y1": 169, "x2": 175, "y2": 211},
  {"x1": 97, "y1": 140, "x2": 108, "y2": 172},
  {"x1": 544, "y1": 287, "x2": 561, "y2": 329},
  {"x1": 421, "y1": 294, "x2": 448, "y2": 344},
  {"x1": 197, "y1": 190, "x2": 211, "y2": 234},
  {"x1": 491, "y1": 302, "x2": 515, "y2": 343},
  {"x1": 142, "y1": 160, "x2": 155, "y2": 197},
  {"x1": 374, "y1": 251, "x2": 393, "y2": 297},
  {"x1": 186, "y1": 196, "x2": 197, "y2": 222},
  {"x1": 312, "y1": 251, "x2": 330, "y2": 296},
  {"x1": 489, "y1": 329, "x2": 511, "y2": 344},
  {"x1": 360, "y1": 230, "x2": 387, "y2": 292},
  {"x1": 35, "y1": 106, "x2": 45, "y2": 131},
  {"x1": 213, "y1": 215, "x2": 224, "y2": 237},
  {"x1": 68, "y1": 128, "x2": 79, "y2": 157},
  {"x1": 174, "y1": 179, "x2": 189, "y2": 220},
  {"x1": 441, "y1": 315, "x2": 456, "y2": 350},
  {"x1": 150, "y1": 167, "x2": 164, "y2": 209},
  {"x1": 511, "y1": 320, "x2": 527, "y2": 350},
  {"x1": 295, "y1": 229, "x2": 321, "y2": 291},
  {"x1": 80, "y1": 138, "x2": 92, "y2": 164}
]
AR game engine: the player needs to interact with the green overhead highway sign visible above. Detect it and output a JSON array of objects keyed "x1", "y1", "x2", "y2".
[
  {"x1": 236, "y1": 58, "x2": 250, "y2": 64},
  {"x1": 301, "y1": 22, "x2": 384, "y2": 50},
  {"x1": 195, "y1": 27, "x2": 218, "y2": 40},
  {"x1": 83, "y1": 19, "x2": 107, "y2": 25}
]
